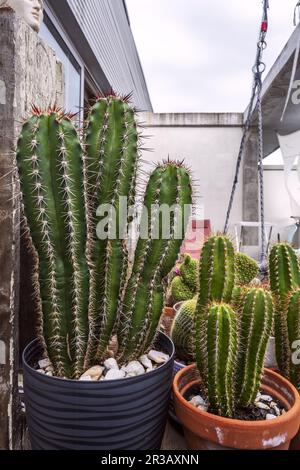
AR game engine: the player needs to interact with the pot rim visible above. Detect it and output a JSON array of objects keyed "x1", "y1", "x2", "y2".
[
  {"x1": 173, "y1": 363, "x2": 300, "y2": 429},
  {"x1": 23, "y1": 331, "x2": 175, "y2": 384}
]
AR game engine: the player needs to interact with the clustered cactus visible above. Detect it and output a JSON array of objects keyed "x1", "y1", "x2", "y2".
[
  {"x1": 195, "y1": 235, "x2": 274, "y2": 417},
  {"x1": 235, "y1": 251, "x2": 259, "y2": 286},
  {"x1": 269, "y1": 242, "x2": 300, "y2": 389},
  {"x1": 17, "y1": 95, "x2": 193, "y2": 379},
  {"x1": 171, "y1": 254, "x2": 199, "y2": 303}
]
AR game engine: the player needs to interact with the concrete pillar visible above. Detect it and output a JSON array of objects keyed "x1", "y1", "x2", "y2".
[
  {"x1": 0, "y1": 10, "x2": 64, "y2": 449},
  {"x1": 243, "y1": 129, "x2": 259, "y2": 245}
]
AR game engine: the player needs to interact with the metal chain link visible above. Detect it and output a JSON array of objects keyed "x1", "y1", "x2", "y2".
[{"x1": 224, "y1": 0, "x2": 269, "y2": 265}]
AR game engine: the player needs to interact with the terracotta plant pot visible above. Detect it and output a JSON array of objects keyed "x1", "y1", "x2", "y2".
[
  {"x1": 173, "y1": 364, "x2": 300, "y2": 450},
  {"x1": 290, "y1": 390, "x2": 300, "y2": 450}
]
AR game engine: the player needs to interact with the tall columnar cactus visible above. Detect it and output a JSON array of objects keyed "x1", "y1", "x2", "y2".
[
  {"x1": 171, "y1": 297, "x2": 197, "y2": 362},
  {"x1": 17, "y1": 109, "x2": 89, "y2": 378},
  {"x1": 235, "y1": 288, "x2": 274, "y2": 406},
  {"x1": 117, "y1": 161, "x2": 193, "y2": 361},
  {"x1": 235, "y1": 252, "x2": 259, "y2": 286},
  {"x1": 195, "y1": 235, "x2": 235, "y2": 383},
  {"x1": 269, "y1": 243, "x2": 300, "y2": 376},
  {"x1": 17, "y1": 96, "x2": 193, "y2": 379},
  {"x1": 205, "y1": 304, "x2": 238, "y2": 417},
  {"x1": 84, "y1": 95, "x2": 139, "y2": 367},
  {"x1": 286, "y1": 289, "x2": 300, "y2": 389}
]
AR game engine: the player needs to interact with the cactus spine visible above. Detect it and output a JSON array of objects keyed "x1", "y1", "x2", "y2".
[
  {"x1": 206, "y1": 304, "x2": 237, "y2": 417},
  {"x1": 195, "y1": 235, "x2": 235, "y2": 383},
  {"x1": 117, "y1": 161, "x2": 193, "y2": 361},
  {"x1": 84, "y1": 96, "x2": 139, "y2": 367},
  {"x1": 171, "y1": 298, "x2": 197, "y2": 362},
  {"x1": 17, "y1": 110, "x2": 89, "y2": 378},
  {"x1": 236, "y1": 288, "x2": 274, "y2": 405},
  {"x1": 269, "y1": 243, "x2": 300, "y2": 376}
]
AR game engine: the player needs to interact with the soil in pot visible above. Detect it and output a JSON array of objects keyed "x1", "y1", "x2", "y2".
[
  {"x1": 187, "y1": 384, "x2": 285, "y2": 421},
  {"x1": 173, "y1": 364, "x2": 300, "y2": 450}
]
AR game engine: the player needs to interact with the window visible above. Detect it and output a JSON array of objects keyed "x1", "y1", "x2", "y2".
[{"x1": 39, "y1": 11, "x2": 84, "y2": 116}]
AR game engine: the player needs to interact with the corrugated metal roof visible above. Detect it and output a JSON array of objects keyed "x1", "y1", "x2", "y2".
[{"x1": 67, "y1": 0, "x2": 152, "y2": 111}]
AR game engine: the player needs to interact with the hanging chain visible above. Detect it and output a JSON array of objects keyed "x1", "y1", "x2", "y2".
[{"x1": 224, "y1": 0, "x2": 269, "y2": 262}]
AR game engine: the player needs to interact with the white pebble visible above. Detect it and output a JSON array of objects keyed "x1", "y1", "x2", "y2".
[
  {"x1": 147, "y1": 350, "x2": 169, "y2": 364},
  {"x1": 80, "y1": 366, "x2": 104, "y2": 381},
  {"x1": 104, "y1": 369, "x2": 125, "y2": 380},
  {"x1": 104, "y1": 358, "x2": 119, "y2": 370},
  {"x1": 255, "y1": 402, "x2": 270, "y2": 410},
  {"x1": 123, "y1": 361, "x2": 145, "y2": 377},
  {"x1": 260, "y1": 394, "x2": 273, "y2": 402},
  {"x1": 270, "y1": 402, "x2": 281, "y2": 416},
  {"x1": 255, "y1": 392, "x2": 261, "y2": 402},
  {"x1": 198, "y1": 404, "x2": 208, "y2": 412},
  {"x1": 38, "y1": 358, "x2": 51, "y2": 369},
  {"x1": 37, "y1": 369, "x2": 45, "y2": 374},
  {"x1": 266, "y1": 413, "x2": 277, "y2": 420},
  {"x1": 46, "y1": 371, "x2": 53, "y2": 377},
  {"x1": 79, "y1": 375, "x2": 93, "y2": 381},
  {"x1": 139, "y1": 355, "x2": 153, "y2": 370},
  {"x1": 189, "y1": 395, "x2": 206, "y2": 407}
]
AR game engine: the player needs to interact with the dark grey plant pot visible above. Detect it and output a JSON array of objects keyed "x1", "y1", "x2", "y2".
[{"x1": 22, "y1": 332, "x2": 174, "y2": 450}]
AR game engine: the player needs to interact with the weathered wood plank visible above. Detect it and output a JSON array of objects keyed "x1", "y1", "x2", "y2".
[{"x1": 0, "y1": 10, "x2": 64, "y2": 449}]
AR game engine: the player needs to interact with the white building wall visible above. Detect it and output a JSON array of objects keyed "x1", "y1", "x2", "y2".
[
  {"x1": 139, "y1": 113, "x2": 244, "y2": 235},
  {"x1": 264, "y1": 168, "x2": 299, "y2": 242}
]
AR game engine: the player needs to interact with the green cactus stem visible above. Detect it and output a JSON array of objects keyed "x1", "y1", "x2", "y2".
[
  {"x1": 171, "y1": 276, "x2": 194, "y2": 303},
  {"x1": 179, "y1": 254, "x2": 199, "y2": 291},
  {"x1": 17, "y1": 109, "x2": 89, "y2": 378},
  {"x1": 84, "y1": 95, "x2": 139, "y2": 367},
  {"x1": 117, "y1": 160, "x2": 193, "y2": 361},
  {"x1": 206, "y1": 303, "x2": 237, "y2": 417},
  {"x1": 236, "y1": 288, "x2": 274, "y2": 406},
  {"x1": 231, "y1": 285, "x2": 251, "y2": 314},
  {"x1": 235, "y1": 252, "x2": 259, "y2": 286},
  {"x1": 171, "y1": 297, "x2": 197, "y2": 362},
  {"x1": 269, "y1": 243, "x2": 300, "y2": 376},
  {"x1": 286, "y1": 289, "x2": 300, "y2": 389},
  {"x1": 195, "y1": 235, "x2": 235, "y2": 384}
]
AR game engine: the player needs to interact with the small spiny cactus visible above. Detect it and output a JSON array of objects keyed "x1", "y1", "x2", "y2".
[
  {"x1": 171, "y1": 276, "x2": 194, "y2": 303},
  {"x1": 171, "y1": 297, "x2": 197, "y2": 362},
  {"x1": 179, "y1": 254, "x2": 199, "y2": 291},
  {"x1": 235, "y1": 252, "x2": 259, "y2": 286}
]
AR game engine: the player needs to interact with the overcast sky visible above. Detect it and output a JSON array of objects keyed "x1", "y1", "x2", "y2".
[{"x1": 126, "y1": 0, "x2": 297, "y2": 113}]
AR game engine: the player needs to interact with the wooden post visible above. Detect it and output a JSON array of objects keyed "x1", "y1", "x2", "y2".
[{"x1": 0, "y1": 10, "x2": 64, "y2": 449}]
